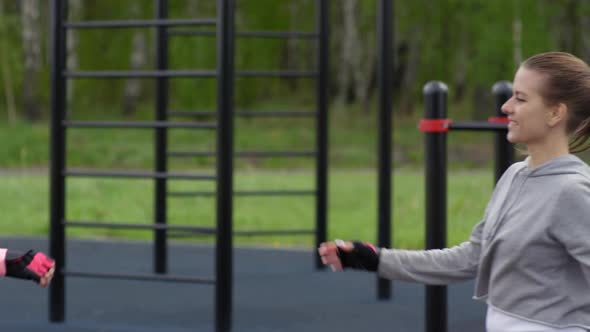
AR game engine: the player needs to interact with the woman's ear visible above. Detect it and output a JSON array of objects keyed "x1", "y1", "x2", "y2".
[{"x1": 547, "y1": 102, "x2": 568, "y2": 128}]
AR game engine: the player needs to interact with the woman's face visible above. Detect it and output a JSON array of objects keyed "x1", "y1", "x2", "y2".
[{"x1": 501, "y1": 67, "x2": 556, "y2": 145}]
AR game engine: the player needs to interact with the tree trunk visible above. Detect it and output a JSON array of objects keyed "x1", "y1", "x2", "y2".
[
  {"x1": 582, "y1": 4, "x2": 590, "y2": 61},
  {"x1": 122, "y1": 2, "x2": 147, "y2": 116},
  {"x1": 187, "y1": 0, "x2": 199, "y2": 15},
  {"x1": 335, "y1": 0, "x2": 357, "y2": 105},
  {"x1": 398, "y1": 29, "x2": 421, "y2": 114},
  {"x1": 66, "y1": 0, "x2": 82, "y2": 110},
  {"x1": 284, "y1": 1, "x2": 300, "y2": 91},
  {"x1": 0, "y1": 2, "x2": 17, "y2": 124},
  {"x1": 354, "y1": 18, "x2": 375, "y2": 114},
  {"x1": 437, "y1": 0, "x2": 452, "y2": 81},
  {"x1": 454, "y1": 17, "x2": 468, "y2": 103},
  {"x1": 21, "y1": 0, "x2": 42, "y2": 122},
  {"x1": 453, "y1": 50, "x2": 467, "y2": 102},
  {"x1": 335, "y1": 0, "x2": 375, "y2": 111},
  {"x1": 565, "y1": 0, "x2": 582, "y2": 55},
  {"x1": 512, "y1": 1, "x2": 523, "y2": 68}
]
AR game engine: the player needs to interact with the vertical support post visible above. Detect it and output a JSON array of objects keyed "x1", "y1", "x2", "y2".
[
  {"x1": 216, "y1": 0, "x2": 234, "y2": 331},
  {"x1": 315, "y1": 0, "x2": 329, "y2": 270},
  {"x1": 376, "y1": 0, "x2": 394, "y2": 300},
  {"x1": 154, "y1": 0, "x2": 168, "y2": 274},
  {"x1": 423, "y1": 81, "x2": 448, "y2": 332},
  {"x1": 49, "y1": 0, "x2": 67, "y2": 322},
  {"x1": 492, "y1": 81, "x2": 513, "y2": 183}
]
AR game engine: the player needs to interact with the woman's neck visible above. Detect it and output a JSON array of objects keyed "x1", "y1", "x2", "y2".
[{"x1": 526, "y1": 140, "x2": 570, "y2": 169}]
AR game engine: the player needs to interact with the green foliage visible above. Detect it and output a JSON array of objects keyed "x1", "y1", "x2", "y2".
[
  {"x1": 0, "y1": 5, "x2": 28, "y2": 110},
  {"x1": 2, "y1": 1, "x2": 590, "y2": 121}
]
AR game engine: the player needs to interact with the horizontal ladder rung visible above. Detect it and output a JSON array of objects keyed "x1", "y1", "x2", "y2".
[
  {"x1": 63, "y1": 19, "x2": 217, "y2": 29},
  {"x1": 448, "y1": 121, "x2": 507, "y2": 131},
  {"x1": 63, "y1": 70, "x2": 316, "y2": 79},
  {"x1": 235, "y1": 229, "x2": 314, "y2": 236},
  {"x1": 62, "y1": 270, "x2": 215, "y2": 284},
  {"x1": 169, "y1": 229, "x2": 314, "y2": 237},
  {"x1": 169, "y1": 29, "x2": 318, "y2": 39},
  {"x1": 63, "y1": 70, "x2": 216, "y2": 79},
  {"x1": 64, "y1": 221, "x2": 215, "y2": 234},
  {"x1": 168, "y1": 110, "x2": 317, "y2": 117},
  {"x1": 168, "y1": 150, "x2": 316, "y2": 158},
  {"x1": 64, "y1": 221, "x2": 312, "y2": 237},
  {"x1": 168, "y1": 190, "x2": 315, "y2": 197},
  {"x1": 64, "y1": 170, "x2": 216, "y2": 180},
  {"x1": 237, "y1": 70, "x2": 317, "y2": 78},
  {"x1": 63, "y1": 120, "x2": 216, "y2": 129}
]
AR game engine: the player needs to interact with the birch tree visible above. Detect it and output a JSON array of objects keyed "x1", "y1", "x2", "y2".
[
  {"x1": 66, "y1": 0, "x2": 82, "y2": 109},
  {"x1": 21, "y1": 0, "x2": 42, "y2": 121},
  {"x1": 512, "y1": 1, "x2": 523, "y2": 67},
  {"x1": 122, "y1": 2, "x2": 147, "y2": 116},
  {"x1": 397, "y1": 29, "x2": 421, "y2": 114},
  {"x1": 564, "y1": 0, "x2": 582, "y2": 55},
  {"x1": 0, "y1": 1, "x2": 17, "y2": 124},
  {"x1": 285, "y1": 1, "x2": 300, "y2": 91},
  {"x1": 335, "y1": 0, "x2": 375, "y2": 111}
]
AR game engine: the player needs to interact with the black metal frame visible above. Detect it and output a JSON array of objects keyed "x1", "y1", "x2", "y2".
[
  {"x1": 49, "y1": 0, "x2": 231, "y2": 330},
  {"x1": 376, "y1": 0, "x2": 394, "y2": 300},
  {"x1": 154, "y1": 0, "x2": 169, "y2": 276},
  {"x1": 49, "y1": 0, "x2": 67, "y2": 322},
  {"x1": 423, "y1": 81, "x2": 449, "y2": 332},
  {"x1": 169, "y1": 109, "x2": 317, "y2": 117},
  {"x1": 166, "y1": 1, "x2": 329, "y2": 266},
  {"x1": 422, "y1": 81, "x2": 513, "y2": 332},
  {"x1": 169, "y1": 29, "x2": 318, "y2": 39},
  {"x1": 314, "y1": 0, "x2": 330, "y2": 269},
  {"x1": 215, "y1": 1, "x2": 235, "y2": 330},
  {"x1": 49, "y1": 1, "x2": 329, "y2": 331}
]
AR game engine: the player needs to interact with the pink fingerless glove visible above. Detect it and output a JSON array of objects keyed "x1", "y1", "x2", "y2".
[{"x1": 1, "y1": 249, "x2": 54, "y2": 283}]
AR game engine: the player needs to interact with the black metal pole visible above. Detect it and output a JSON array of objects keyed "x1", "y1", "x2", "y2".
[
  {"x1": 376, "y1": 0, "x2": 393, "y2": 300},
  {"x1": 423, "y1": 81, "x2": 448, "y2": 332},
  {"x1": 215, "y1": 0, "x2": 234, "y2": 331},
  {"x1": 492, "y1": 81, "x2": 513, "y2": 183},
  {"x1": 154, "y1": 0, "x2": 169, "y2": 274},
  {"x1": 314, "y1": 0, "x2": 329, "y2": 270},
  {"x1": 49, "y1": 0, "x2": 67, "y2": 322}
]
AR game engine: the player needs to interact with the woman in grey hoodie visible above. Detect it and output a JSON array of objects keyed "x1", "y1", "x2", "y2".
[{"x1": 319, "y1": 52, "x2": 590, "y2": 332}]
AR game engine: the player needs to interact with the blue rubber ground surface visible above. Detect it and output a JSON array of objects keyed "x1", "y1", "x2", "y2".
[{"x1": 0, "y1": 237, "x2": 486, "y2": 332}]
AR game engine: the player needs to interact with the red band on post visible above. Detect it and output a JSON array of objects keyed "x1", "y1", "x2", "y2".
[
  {"x1": 419, "y1": 119, "x2": 452, "y2": 133},
  {"x1": 488, "y1": 116, "x2": 509, "y2": 124}
]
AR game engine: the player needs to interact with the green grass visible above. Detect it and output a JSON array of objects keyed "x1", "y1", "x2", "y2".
[
  {"x1": 0, "y1": 170, "x2": 493, "y2": 249},
  {"x1": 0, "y1": 105, "x2": 506, "y2": 171},
  {"x1": 2, "y1": 103, "x2": 589, "y2": 250}
]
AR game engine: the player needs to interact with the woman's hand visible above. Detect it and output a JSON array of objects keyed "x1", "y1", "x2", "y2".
[
  {"x1": 318, "y1": 240, "x2": 380, "y2": 272},
  {"x1": 5, "y1": 250, "x2": 56, "y2": 286},
  {"x1": 39, "y1": 265, "x2": 55, "y2": 288},
  {"x1": 318, "y1": 240, "x2": 355, "y2": 271}
]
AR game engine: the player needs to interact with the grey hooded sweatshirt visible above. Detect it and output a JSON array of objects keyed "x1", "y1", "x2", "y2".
[{"x1": 378, "y1": 154, "x2": 590, "y2": 329}]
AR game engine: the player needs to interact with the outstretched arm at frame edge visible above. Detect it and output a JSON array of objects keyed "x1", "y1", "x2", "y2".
[{"x1": 0, "y1": 248, "x2": 55, "y2": 288}]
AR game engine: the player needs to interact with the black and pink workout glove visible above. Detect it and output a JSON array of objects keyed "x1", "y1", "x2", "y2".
[
  {"x1": 0, "y1": 249, "x2": 54, "y2": 283},
  {"x1": 336, "y1": 241, "x2": 380, "y2": 272}
]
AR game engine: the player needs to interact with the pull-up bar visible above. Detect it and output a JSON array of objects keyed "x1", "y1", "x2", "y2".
[{"x1": 420, "y1": 80, "x2": 513, "y2": 332}]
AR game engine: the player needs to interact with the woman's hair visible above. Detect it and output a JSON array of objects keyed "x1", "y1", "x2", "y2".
[{"x1": 522, "y1": 52, "x2": 590, "y2": 153}]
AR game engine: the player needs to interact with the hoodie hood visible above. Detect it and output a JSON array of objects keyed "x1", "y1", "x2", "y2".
[{"x1": 523, "y1": 154, "x2": 590, "y2": 178}]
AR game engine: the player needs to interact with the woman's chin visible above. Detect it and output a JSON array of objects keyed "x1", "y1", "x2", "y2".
[{"x1": 506, "y1": 133, "x2": 520, "y2": 144}]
